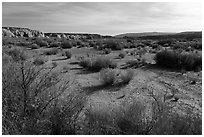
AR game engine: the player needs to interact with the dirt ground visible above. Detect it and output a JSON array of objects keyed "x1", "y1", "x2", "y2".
[{"x1": 32, "y1": 47, "x2": 202, "y2": 120}]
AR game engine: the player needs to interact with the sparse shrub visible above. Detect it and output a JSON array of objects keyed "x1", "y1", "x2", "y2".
[
  {"x1": 79, "y1": 56, "x2": 117, "y2": 72},
  {"x1": 78, "y1": 58, "x2": 92, "y2": 69},
  {"x1": 65, "y1": 51, "x2": 72, "y2": 59},
  {"x1": 7, "y1": 47, "x2": 27, "y2": 62},
  {"x1": 44, "y1": 48, "x2": 58, "y2": 55},
  {"x1": 100, "y1": 68, "x2": 117, "y2": 85},
  {"x1": 120, "y1": 69, "x2": 134, "y2": 84},
  {"x1": 105, "y1": 39, "x2": 123, "y2": 50},
  {"x1": 155, "y1": 49, "x2": 202, "y2": 71},
  {"x1": 17, "y1": 42, "x2": 32, "y2": 47},
  {"x1": 61, "y1": 41, "x2": 73, "y2": 49},
  {"x1": 76, "y1": 40, "x2": 82, "y2": 46},
  {"x1": 52, "y1": 62, "x2": 58, "y2": 68},
  {"x1": 118, "y1": 52, "x2": 126, "y2": 58},
  {"x1": 30, "y1": 44, "x2": 40, "y2": 49},
  {"x1": 2, "y1": 48, "x2": 87, "y2": 135},
  {"x1": 35, "y1": 38, "x2": 48, "y2": 47},
  {"x1": 33, "y1": 57, "x2": 45, "y2": 65},
  {"x1": 103, "y1": 48, "x2": 111, "y2": 54},
  {"x1": 50, "y1": 42, "x2": 61, "y2": 48}
]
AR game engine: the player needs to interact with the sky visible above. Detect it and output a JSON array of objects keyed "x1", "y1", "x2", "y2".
[{"x1": 2, "y1": 2, "x2": 202, "y2": 35}]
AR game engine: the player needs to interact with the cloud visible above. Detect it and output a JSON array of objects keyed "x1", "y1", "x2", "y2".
[{"x1": 2, "y1": 2, "x2": 202, "y2": 35}]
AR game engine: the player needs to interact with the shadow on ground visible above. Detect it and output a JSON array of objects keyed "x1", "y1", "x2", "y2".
[{"x1": 82, "y1": 83, "x2": 125, "y2": 95}]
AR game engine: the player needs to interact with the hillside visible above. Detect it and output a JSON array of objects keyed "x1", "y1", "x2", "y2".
[
  {"x1": 114, "y1": 32, "x2": 176, "y2": 38},
  {"x1": 114, "y1": 31, "x2": 202, "y2": 40}
]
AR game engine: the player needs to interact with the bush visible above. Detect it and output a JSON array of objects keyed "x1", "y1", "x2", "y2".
[
  {"x1": 7, "y1": 47, "x2": 27, "y2": 62},
  {"x1": 44, "y1": 48, "x2": 58, "y2": 55},
  {"x1": 105, "y1": 39, "x2": 123, "y2": 50},
  {"x1": 49, "y1": 42, "x2": 61, "y2": 48},
  {"x1": 65, "y1": 51, "x2": 72, "y2": 59},
  {"x1": 120, "y1": 69, "x2": 134, "y2": 84},
  {"x1": 118, "y1": 52, "x2": 126, "y2": 58},
  {"x1": 33, "y1": 57, "x2": 45, "y2": 65},
  {"x1": 2, "y1": 57, "x2": 86, "y2": 135},
  {"x1": 155, "y1": 49, "x2": 202, "y2": 71},
  {"x1": 100, "y1": 68, "x2": 117, "y2": 85},
  {"x1": 30, "y1": 44, "x2": 40, "y2": 49},
  {"x1": 35, "y1": 38, "x2": 48, "y2": 47},
  {"x1": 61, "y1": 41, "x2": 73, "y2": 49},
  {"x1": 103, "y1": 48, "x2": 111, "y2": 54},
  {"x1": 79, "y1": 56, "x2": 117, "y2": 72}
]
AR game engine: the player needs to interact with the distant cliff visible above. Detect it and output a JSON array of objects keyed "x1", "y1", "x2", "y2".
[{"x1": 2, "y1": 27, "x2": 112, "y2": 39}]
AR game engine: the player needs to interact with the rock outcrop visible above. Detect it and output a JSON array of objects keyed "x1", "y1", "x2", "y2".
[
  {"x1": 2, "y1": 27, "x2": 44, "y2": 38},
  {"x1": 2, "y1": 27, "x2": 112, "y2": 39}
]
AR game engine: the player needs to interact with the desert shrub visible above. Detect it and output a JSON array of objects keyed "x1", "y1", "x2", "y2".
[
  {"x1": 100, "y1": 68, "x2": 117, "y2": 86},
  {"x1": 152, "y1": 44, "x2": 159, "y2": 49},
  {"x1": 61, "y1": 41, "x2": 73, "y2": 49},
  {"x1": 78, "y1": 58, "x2": 92, "y2": 69},
  {"x1": 79, "y1": 56, "x2": 117, "y2": 72},
  {"x1": 2, "y1": 55, "x2": 87, "y2": 135},
  {"x1": 103, "y1": 48, "x2": 111, "y2": 54},
  {"x1": 49, "y1": 42, "x2": 61, "y2": 48},
  {"x1": 76, "y1": 40, "x2": 82, "y2": 46},
  {"x1": 154, "y1": 49, "x2": 202, "y2": 71},
  {"x1": 7, "y1": 47, "x2": 27, "y2": 62},
  {"x1": 129, "y1": 43, "x2": 137, "y2": 48},
  {"x1": 35, "y1": 38, "x2": 48, "y2": 47},
  {"x1": 65, "y1": 51, "x2": 72, "y2": 59},
  {"x1": 120, "y1": 69, "x2": 134, "y2": 85},
  {"x1": 83, "y1": 90, "x2": 201, "y2": 135},
  {"x1": 17, "y1": 42, "x2": 32, "y2": 47},
  {"x1": 44, "y1": 48, "x2": 58, "y2": 55},
  {"x1": 33, "y1": 57, "x2": 45, "y2": 65},
  {"x1": 105, "y1": 39, "x2": 123, "y2": 50},
  {"x1": 118, "y1": 52, "x2": 126, "y2": 58},
  {"x1": 52, "y1": 62, "x2": 58, "y2": 68},
  {"x1": 30, "y1": 44, "x2": 40, "y2": 49},
  {"x1": 89, "y1": 41, "x2": 96, "y2": 47}
]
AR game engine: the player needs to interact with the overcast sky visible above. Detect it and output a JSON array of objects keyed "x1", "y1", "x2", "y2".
[{"x1": 2, "y1": 2, "x2": 202, "y2": 35}]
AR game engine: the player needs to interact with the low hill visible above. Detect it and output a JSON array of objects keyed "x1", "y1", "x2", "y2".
[{"x1": 114, "y1": 32, "x2": 175, "y2": 38}]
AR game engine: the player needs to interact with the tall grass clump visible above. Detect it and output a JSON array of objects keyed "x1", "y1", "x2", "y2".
[
  {"x1": 100, "y1": 68, "x2": 117, "y2": 86},
  {"x1": 120, "y1": 69, "x2": 134, "y2": 85},
  {"x1": 154, "y1": 49, "x2": 202, "y2": 71}
]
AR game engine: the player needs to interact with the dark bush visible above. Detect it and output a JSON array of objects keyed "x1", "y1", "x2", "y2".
[
  {"x1": 30, "y1": 44, "x2": 40, "y2": 49},
  {"x1": 65, "y1": 51, "x2": 72, "y2": 59},
  {"x1": 44, "y1": 48, "x2": 58, "y2": 55},
  {"x1": 35, "y1": 38, "x2": 48, "y2": 47},
  {"x1": 61, "y1": 41, "x2": 73, "y2": 49},
  {"x1": 103, "y1": 48, "x2": 111, "y2": 54},
  {"x1": 105, "y1": 40, "x2": 123, "y2": 50},
  {"x1": 33, "y1": 57, "x2": 45, "y2": 65},
  {"x1": 50, "y1": 42, "x2": 61, "y2": 48},
  {"x1": 7, "y1": 47, "x2": 27, "y2": 62},
  {"x1": 118, "y1": 52, "x2": 126, "y2": 58},
  {"x1": 155, "y1": 49, "x2": 202, "y2": 71}
]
